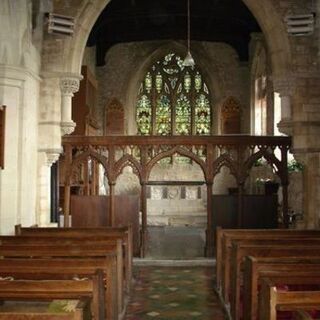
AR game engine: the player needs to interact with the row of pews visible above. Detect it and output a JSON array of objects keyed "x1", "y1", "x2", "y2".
[
  {"x1": 0, "y1": 224, "x2": 134, "y2": 320},
  {"x1": 216, "y1": 227, "x2": 320, "y2": 320}
]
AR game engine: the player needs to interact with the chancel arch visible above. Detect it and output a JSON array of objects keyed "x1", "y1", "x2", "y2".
[{"x1": 33, "y1": 1, "x2": 306, "y2": 249}]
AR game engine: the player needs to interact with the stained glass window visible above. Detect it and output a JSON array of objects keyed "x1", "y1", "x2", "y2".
[
  {"x1": 136, "y1": 52, "x2": 212, "y2": 136},
  {"x1": 136, "y1": 95, "x2": 152, "y2": 135},
  {"x1": 176, "y1": 94, "x2": 191, "y2": 135},
  {"x1": 156, "y1": 95, "x2": 171, "y2": 135}
]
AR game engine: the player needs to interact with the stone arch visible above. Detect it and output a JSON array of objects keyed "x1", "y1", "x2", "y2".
[
  {"x1": 49, "y1": 0, "x2": 291, "y2": 82},
  {"x1": 42, "y1": 0, "x2": 292, "y2": 142},
  {"x1": 63, "y1": 1, "x2": 111, "y2": 74},
  {"x1": 242, "y1": 0, "x2": 291, "y2": 79}
]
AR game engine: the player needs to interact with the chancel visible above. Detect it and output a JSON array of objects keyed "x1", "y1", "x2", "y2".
[{"x1": 0, "y1": 0, "x2": 320, "y2": 319}]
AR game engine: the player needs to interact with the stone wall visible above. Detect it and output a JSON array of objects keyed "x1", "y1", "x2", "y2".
[
  {"x1": 82, "y1": 47, "x2": 97, "y2": 77},
  {"x1": 95, "y1": 40, "x2": 250, "y2": 135}
]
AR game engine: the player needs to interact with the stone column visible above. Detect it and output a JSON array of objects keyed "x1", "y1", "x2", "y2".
[
  {"x1": 36, "y1": 149, "x2": 61, "y2": 227},
  {"x1": 273, "y1": 78, "x2": 294, "y2": 135},
  {"x1": 293, "y1": 152, "x2": 320, "y2": 229},
  {"x1": 60, "y1": 76, "x2": 81, "y2": 135}
]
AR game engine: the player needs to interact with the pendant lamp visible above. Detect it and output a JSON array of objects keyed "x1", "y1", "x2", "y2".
[{"x1": 183, "y1": 0, "x2": 195, "y2": 67}]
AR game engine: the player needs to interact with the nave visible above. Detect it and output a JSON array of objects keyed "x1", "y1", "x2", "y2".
[{"x1": 125, "y1": 266, "x2": 226, "y2": 320}]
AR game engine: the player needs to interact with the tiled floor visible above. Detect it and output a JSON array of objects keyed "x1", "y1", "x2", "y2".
[{"x1": 125, "y1": 267, "x2": 226, "y2": 320}]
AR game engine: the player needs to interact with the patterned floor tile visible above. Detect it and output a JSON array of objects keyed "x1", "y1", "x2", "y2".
[{"x1": 125, "y1": 266, "x2": 226, "y2": 320}]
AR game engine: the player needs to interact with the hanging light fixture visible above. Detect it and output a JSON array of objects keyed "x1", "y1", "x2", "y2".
[{"x1": 183, "y1": 0, "x2": 195, "y2": 67}]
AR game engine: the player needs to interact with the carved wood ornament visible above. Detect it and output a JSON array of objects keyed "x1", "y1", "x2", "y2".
[
  {"x1": 105, "y1": 98, "x2": 125, "y2": 135},
  {"x1": 61, "y1": 135, "x2": 291, "y2": 257},
  {"x1": 221, "y1": 96, "x2": 241, "y2": 134}
]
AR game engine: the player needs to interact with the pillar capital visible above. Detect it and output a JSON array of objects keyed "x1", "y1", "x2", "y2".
[
  {"x1": 60, "y1": 77, "x2": 80, "y2": 96},
  {"x1": 59, "y1": 74, "x2": 82, "y2": 136},
  {"x1": 38, "y1": 148, "x2": 63, "y2": 167},
  {"x1": 61, "y1": 121, "x2": 76, "y2": 136}
]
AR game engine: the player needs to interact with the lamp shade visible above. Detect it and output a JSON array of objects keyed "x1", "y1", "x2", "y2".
[{"x1": 183, "y1": 51, "x2": 195, "y2": 67}]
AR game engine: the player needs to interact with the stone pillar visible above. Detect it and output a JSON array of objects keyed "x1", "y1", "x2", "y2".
[
  {"x1": 293, "y1": 153, "x2": 320, "y2": 229},
  {"x1": 36, "y1": 149, "x2": 61, "y2": 227},
  {"x1": 273, "y1": 78, "x2": 294, "y2": 135},
  {"x1": 60, "y1": 76, "x2": 81, "y2": 135}
]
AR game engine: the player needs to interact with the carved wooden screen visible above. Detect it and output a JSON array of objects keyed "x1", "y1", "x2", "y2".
[
  {"x1": 136, "y1": 52, "x2": 211, "y2": 136},
  {"x1": 0, "y1": 106, "x2": 5, "y2": 169}
]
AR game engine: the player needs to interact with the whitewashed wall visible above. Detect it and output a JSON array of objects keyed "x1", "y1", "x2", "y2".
[{"x1": 0, "y1": 0, "x2": 41, "y2": 234}]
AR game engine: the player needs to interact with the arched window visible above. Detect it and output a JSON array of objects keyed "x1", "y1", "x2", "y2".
[{"x1": 136, "y1": 52, "x2": 211, "y2": 136}]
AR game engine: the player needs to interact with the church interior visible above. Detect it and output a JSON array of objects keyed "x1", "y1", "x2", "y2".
[{"x1": 0, "y1": 0, "x2": 320, "y2": 319}]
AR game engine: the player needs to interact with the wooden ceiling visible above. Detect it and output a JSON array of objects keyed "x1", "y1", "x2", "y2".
[{"x1": 87, "y1": 0, "x2": 261, "y2": 66}]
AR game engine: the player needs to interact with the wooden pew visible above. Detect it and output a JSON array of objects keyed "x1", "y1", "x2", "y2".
[
  {"x1": 0, "y1": 243, "x2": 125, "y2": 318},
  {"x1": 0, "y1": 235, "x2": 130, "y2": 294},
  {"x1": 215, "y1": 227, "x2": 320, "y2": 294},
  {"x1": 15, "y1": 225, "x2": 133, "y2": 292},
  {"x1": 0, "y1": 257, "x2": 118, "y2": 320},
  {"x1": 0, "y1": 269, "x2": 105, "y2": 320},
  {"x1": 242, "y1": 256, "x2": 320, "y2": 320},
  {"x1": 259, "y1": 277, "x2": 320, "y2": 320},
  {"x1": 215, "y1": 229, "x2": 320, "y2": 302},
  {"x1": 0, "y1": 299, "x2": 90, "y2": 320},
  {"x1": 223, "y1": 238, "x2": 320, "y2": 304},
  {"x1": 229, "y1": 243, "x2": 320, "y2": 320}
]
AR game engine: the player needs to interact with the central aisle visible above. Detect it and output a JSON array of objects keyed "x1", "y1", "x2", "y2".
[{"x1": 125, "y1": 266, "x2": 226, "y2": 319}]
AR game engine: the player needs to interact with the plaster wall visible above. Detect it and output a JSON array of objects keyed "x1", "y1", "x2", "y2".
[{"x1": 0, "y1": 0, "x2": 41, "y2": 234}]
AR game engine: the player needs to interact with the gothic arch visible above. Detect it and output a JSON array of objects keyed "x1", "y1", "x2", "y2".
[
  {"x1": 243, "y1": 148, "x2": 285, "y2": 184},
  {"x1": 145, "y1": 146, "x2": 207, "y2": 182},
  {"x1": 114, "y1": 154, "x2": 143, "y2": 182},
  {"x1": 242, "y1": 0, "x2": 292, "y2": 79},
  {"x1": 212, "y1": 154, "x2": 239, "y2": 183},
  {"x1": 124, "y1": 42, "x2": 222, "y2": 135},
  {"x1": 47, "y1": 0, "x2": 291, "y2": 82},
  {"x1": 65, "y1": 149, "x2": 109, "y2": 184}
]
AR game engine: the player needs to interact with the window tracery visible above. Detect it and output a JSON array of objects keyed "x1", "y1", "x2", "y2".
[{"x1": 136, "y1": 52, "x2": 211, "y2": 136}]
